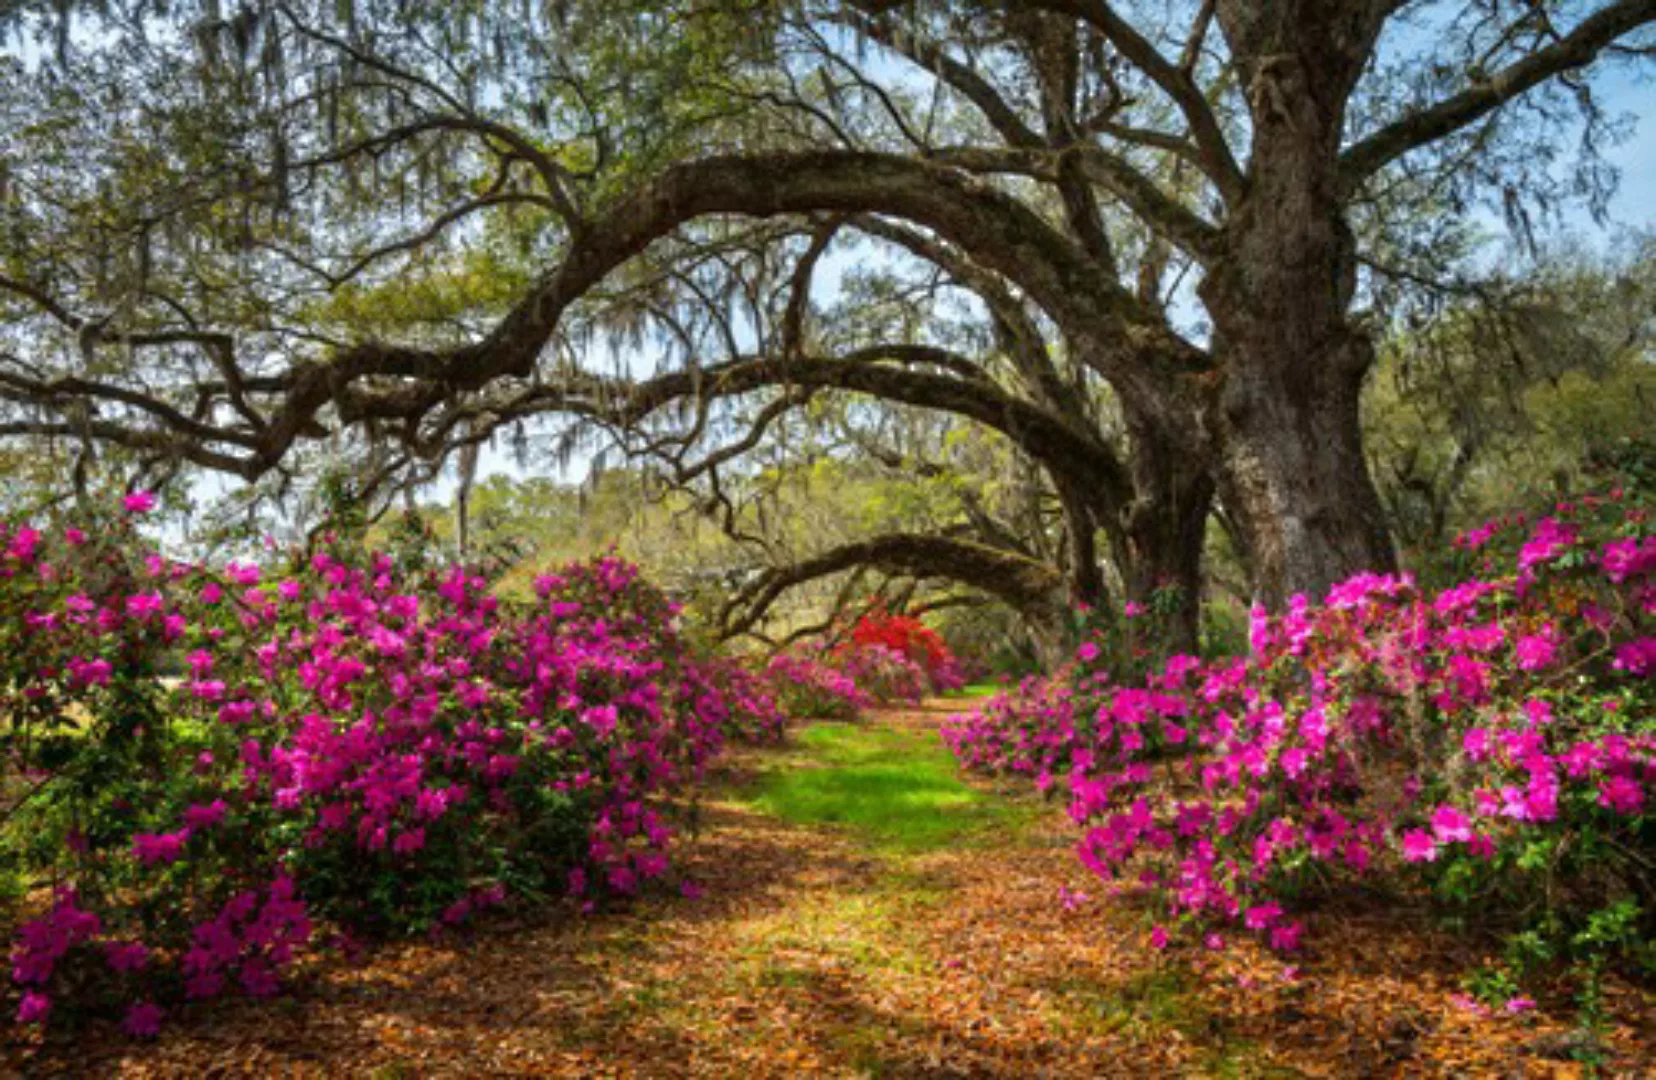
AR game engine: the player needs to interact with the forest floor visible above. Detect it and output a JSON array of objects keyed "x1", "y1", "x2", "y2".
[{"x1": 10, "y1": 701, "x2": 1653, "y2": 1078}]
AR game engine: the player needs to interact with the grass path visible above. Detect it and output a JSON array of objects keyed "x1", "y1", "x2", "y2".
[{"x1": 14, "y1": 703, "x2": 1651, "y2": 1077}]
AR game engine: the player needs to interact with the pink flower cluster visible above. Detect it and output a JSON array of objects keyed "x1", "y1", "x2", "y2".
[
  {"x1": 11, "y1": 892, "x2": 101, "y2": 1000},
  {"x1": 764, "y1": 649, "x2": 874, "y2": 719},
  {"x1": 834, "y1": 643, "x2": 932, "y2": 706},
  {"x1": 0, "y1": 508, "x2": 787, "y2": 1035},
  {"x1": 679, "y1": 657, "x2": 789, "y2": 743},
  {"x1": 946, "y1": 492, "x2": 1653, "y2": 965},
  {"x1": 179, "y1": 875, "x2": 312, "y2": 1001}
]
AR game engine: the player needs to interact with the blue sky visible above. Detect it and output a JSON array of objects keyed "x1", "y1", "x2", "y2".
[{"x1": 1582, "y1": 64, "x2": 1656, "y2": 230}]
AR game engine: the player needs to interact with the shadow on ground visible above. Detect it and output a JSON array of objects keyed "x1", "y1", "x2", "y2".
[{"x1": 9, "y1": 703, "x2": 1652, "y2": 1077}]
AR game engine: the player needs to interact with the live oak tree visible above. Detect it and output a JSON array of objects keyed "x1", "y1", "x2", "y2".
[
  {"x1": 534, "y1": 220, "x2": 1124, "y2": 653},
  {"x1": 0, "y1": 0, "x2": 1650, "y2": 635},
  {"x1": 0, "y1": 0, "x2": 1212, "y2": 644}
]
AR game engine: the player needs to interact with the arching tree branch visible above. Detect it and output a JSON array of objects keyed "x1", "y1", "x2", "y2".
[
  {"x1": 1339, "y1": 0, "x2": 1656, "y2": 190},
  {"x1": 720, "y1": 532, "x2": 1067, "y2": 640}
]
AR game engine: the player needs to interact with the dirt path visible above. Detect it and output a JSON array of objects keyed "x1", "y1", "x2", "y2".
[{"x1": 10, "y1": 703, "x2": 1651, "y2": 1077}]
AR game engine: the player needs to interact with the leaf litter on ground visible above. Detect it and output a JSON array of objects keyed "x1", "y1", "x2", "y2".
[{"x1": 8, "y1": 701, "x2": 1651, "y2": 1077}]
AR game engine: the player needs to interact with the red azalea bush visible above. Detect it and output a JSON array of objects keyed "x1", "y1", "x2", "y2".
[
  {"x1": 753, "y1": 608, "x2": 965, "y2": 721},
  {"x1": 945, "y1": 488, "x2": 1654, "y2": 997},
  {"x1": 849, "y1": 608, "x2": 965, "y2": 694},
  {"x1": 759, "y1": 640, "x2": 930, "y2": 719},
  {"x1": 0, "y1": 499, "x2": 781, "y2": 1036}
]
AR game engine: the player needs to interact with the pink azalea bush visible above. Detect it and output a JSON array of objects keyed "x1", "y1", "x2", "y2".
[
  {"x1": 946, "y1": 488, "x2": 1654, "y2": 991},
  {"x1": 763, "y1": 648, "x2": 871, "y2": 720},
  {"x1": 0, "y1": 500, "x2": 784, "y2": 1034},
  {"x1": 759, "y1": 637, "x2": 939, "y2": 719},
  {"x1": 833, "y1": 643, "x2": 931, "y2": 705},
  {"x1": 679, "y1": 656, "x2": 788, "y2": 744}
]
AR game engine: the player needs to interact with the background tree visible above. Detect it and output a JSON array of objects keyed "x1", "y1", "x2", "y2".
[
  {"x1": 1365, "y1": 236, "x2": 1656, "y2": 558},
  {"x1": 0, "y1": 0, "x2": 1651, "y2": 646}
]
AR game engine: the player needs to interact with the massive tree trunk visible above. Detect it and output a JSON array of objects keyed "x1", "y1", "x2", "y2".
[
  {"x1": 1119, "y1": 418, "x2": 1213, "y2": 655},
  {"x1": 1205, "y1": 314, "x2": 1393, "y2": 609},
  {"x1": 1204, "y1": 3, "x2": 1397, "y2": 608}
]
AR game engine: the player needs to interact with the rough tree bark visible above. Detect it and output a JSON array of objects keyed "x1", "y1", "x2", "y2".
[{"x1": 1202, "y1": 2, "x2": 1398, "y2": 608}]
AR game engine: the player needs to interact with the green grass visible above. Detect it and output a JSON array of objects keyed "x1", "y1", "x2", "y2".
[
  {"x1": 736, "y1": 723, "x2": 1036, "y2": 854},
  {"x1": 950, "y1": 682, "x2": 1005, "y2": 699},
  {"x1": 716, "y1": 719, "x2": 1294, "y2": 1074}
]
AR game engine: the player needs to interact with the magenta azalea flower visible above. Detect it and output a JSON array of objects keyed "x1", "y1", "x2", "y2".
[
  {"x1": 1513, "y1": 633, "x2": 1557, "y2": 671},
  {"x1": 1598, "y1": 776, "x2": 1645, "y2": 815},
  {"x1": 105, "y1": 941, "x2": 150, "y2": 974},
  {"x1": 1430, "y1": 806, "x2": 1472, "y2": 844},
  {"x1": 132, "y1": 830, "x2": 189, "y2": 866},
  {"x1": 1612, "y1": 637, "x2": 1656, "y2": 677},
  {"x1": 122, "y1": 490, "x2": 157, "y2": 514},
  {"x1": 1400, "y1": 829, "x2": 1439, "y2": 863},
  {"x1": 17, "y1": 992, "x2": 50, "y2": 1024},
  {"x1": 124, "y1": 592, "x2": 165, "y2": 619},
  {"x1": 182, "y1": 800, "x2": 228, "y2": 830}
]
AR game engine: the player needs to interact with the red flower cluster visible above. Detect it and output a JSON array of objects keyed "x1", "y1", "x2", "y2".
[{"x1": 847, "y1": 607, "x2": 963, "y2": 693}]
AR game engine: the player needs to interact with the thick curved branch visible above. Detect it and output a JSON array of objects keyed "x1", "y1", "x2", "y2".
[
  {"x1": 315, "y1": 144, "x2": 1217, "y2": 470},
  {"x1": 1340, "y1": 0, "x2": 1656, "y2": 191},
  {"x1": 925, "y1": 145, "x2": 1222, "y2": 263},
  {"x1": 721, "y1": 532, "x2": 1066, "y2": 640},
  {"x1": 780, "y1": 219, "x2": 843, "y2": 355},
  {"x1": 0, "y1": 420, "x2": 258, "y2": 477},
  {"x1": 847, "y1": 216, "x2": 1079, "y2": 418},
  {"x1": 9, "y1": 149, "x2": 1196, "y2": 483},
  {"x1": 594, "y1": 349, "x2": 1132, "y2": 516},
  {"x1": 0, "y1": 371, "x2": 261, "y2": 452},
  {"x1": 267, "y1": 148, "x2": 1134, "y2": 460}
]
